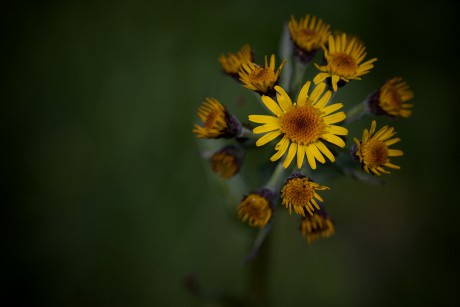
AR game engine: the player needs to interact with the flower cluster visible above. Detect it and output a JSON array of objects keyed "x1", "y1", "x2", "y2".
[{"x1": 193, "y1": 14, "x2": 414, "y2": 249}]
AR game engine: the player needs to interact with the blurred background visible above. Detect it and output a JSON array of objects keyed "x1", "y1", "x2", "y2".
[{"x1": 2, "y1": 0, "x2": 459, "y2": 306}]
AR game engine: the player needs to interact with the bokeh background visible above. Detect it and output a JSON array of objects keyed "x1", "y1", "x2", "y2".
[{"x1": 2, "y1": 0, "x2": 459, "y2": 306}]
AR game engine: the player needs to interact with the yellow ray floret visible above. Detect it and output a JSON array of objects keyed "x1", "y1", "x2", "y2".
[
  {"x1": 313, "y1": 33, "x2": 377, "y2": 91},
  {"x1": 248, "y1": 81, "x2": 348, "y2": 169},
  {"x1": 353, "y1": 120, "x2": 403, "y2": 175}
]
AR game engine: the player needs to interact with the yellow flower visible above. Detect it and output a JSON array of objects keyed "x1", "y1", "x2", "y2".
[
  {"x1": 288, "y1": 14, "x2": 330, "y2": 60},
  {"x1": 193, "y1": 98, "x2": 241, "y2": 139},
  {"x1": 281, "y1": 173, "x2": 329, "y2": 217},
  {"x1": 368, "y1": 77, "x2": 415, "y2": 118},
  {"x1": 313, "y1": 33, "x2": 377, "y2": 91},
  {"x1": 210, "y1": 145, "x2": 242, "y2": 179},
  {"x1": 248, "y1": 81, "x2": 348, "y2": 169},
  {"x1": 353, "y1": 120, "x2": 403, "y2": 175},
  {"x1": 299, "y1": 210, "x2": 335, "y2": 243},
  {"x1": 237, "y1": 188, "x2": 273, "y2": 228},
  {"x1": 239, "y1": 54, "x2": 286, "y2": 95},
  {"x1": 218, "y1": 44, "x2": 253, "y2": 77}
]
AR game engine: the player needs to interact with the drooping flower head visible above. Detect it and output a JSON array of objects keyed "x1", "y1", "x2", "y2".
[
  {"x1": 210, "y1": 145, "x2": 243, "y2": 179},
  {"x1": 239, "y1": 54, "x2": 286, "y2": 96},
  {"x1": 352, "y1": 120, "x2": 403, "y2": 175},
  {"x1": 193, "y1": 98, "x2": 241, "y2": 139},
  {"x1": 237, "y1": 188, "x2": 274, "y2": 228},
  {"x1": 299, "y1": 208, "x2": 335, "y2": 243},
  {"x1": 248, "y1": 81, "x2": 348, "y2": 169},
  {"x1": 288, "y1": 14, "x2": 330, "y2": 63},
  {"x1": 367, "y1": 77, "x2": 415, "y2": 118},
  {"x1": 281, "y1": 173, "x2": 329, "y2": 216},
  {"x1": 218, "y1": 44, "x2": 254, "y2": 78},
  {"x1": 314, "y1": 33, "x2": 377, "y2": 91}
]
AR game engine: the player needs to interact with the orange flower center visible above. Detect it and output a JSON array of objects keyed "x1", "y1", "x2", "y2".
[
  {"x1": 328, "y1": 52, "x2": 358, "y2": 77},
  {"x1": 362, "y1": 140, "x2": 388, "y2": 167},
  {"x1": 249, "y1": 67, "x2": 276, "y2": 84},
  {"x1": 281, "y1": 177, "x2": 314, "y2": 207},
  {"x1": 204, "y1": 110, "x2": 218, "y2": 128},
  {"x1": 211, "y1": 152, "x2": 238, "y2": 179},
  {"x1": 279, "y1": 104, "x2": 325, "y2": 145},
  {"x1": 299, "y1": 29, "x2": 317, "y2": 42}
]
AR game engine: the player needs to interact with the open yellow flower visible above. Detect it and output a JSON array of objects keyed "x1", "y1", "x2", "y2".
[
  {"x1": 353, "y1": 120, "x2": 403, "y2": 175},
  {"x1": 237, "y1": 188, "x2": 273, "y2": 228},
  {"x1": 218, "y1": 44, "x2": 253, "y2": 77},
  {"x1": 248, "y1": 81, "x2": 348, "y2": 169},
  {"x1": 281, "y1": 173, "x2": 329, "y2": 216},
  {"x1": 239, "y1": 54, "x2": 286, "y2": 95},
  {"x1": 314, "y1": 33, "x2": 377, "y2": 91},
  {"x1": 288, "y1": 14, "x2": 330, "y2": 61},
  {"x1": 300, "y1": 209, "x2": 335, "y2": 243},
  {"x1": 368, "y1": 77, "x2": 415, "y2": 118}
]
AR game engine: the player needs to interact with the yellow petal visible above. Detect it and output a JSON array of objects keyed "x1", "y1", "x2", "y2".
[
  {"x1": 310, "y1": 144, "x2": 326, "y2": 164},
  {"x1": 261, "y1": 96, "x2": 283, "y2": 117},
  {"x1": 323, "y1": 112, "x2": 346, "y2": 124},
  {"x1": 331, "y1": 75, "x2": 340, "y2": 92},
  {"x1": 321, "y1": 103, "x2": 343, "y2": 115},
  {"x1": 305, "y1": 145, "x2": 317, "y2": 169},
  {"x1": 253, "y1": 122, "x2": 280, "y2": 134},
  {"x1": 248, "y1": 115, "x2": 279, "y2": 124},
  {"x1": 256, "y1": 130, "x2": 281, "y2": 146},
  {"x1": 327, "y1": 125, "x2": 348, "y2": 136},
  {"x1": 310, "y1": 83, "x2": 326, "y2": 102},
  {"x1": 313, "y1": 72, "x2": 329, "y2": 84},
  {"x1": 388, "y1": 149, "x2": 403, "y2": 157},
  {"x1": 322, "y1": 134, "x2": 345, "y2": 147},
  {"x1": 275, "y1": 86, "x2": 293, "y2": 112},
  {"x1": 271, "y1": 137, "x2": 290, "y2": 161},
  {"x1": 315, "y1": 90, "x2": 332, "y2": 108},
  {"x1": 297, "y1": 81, "x2": 311, "y2": 106},
  {"x1": 297, "y1": 144, "x2": 305, "y2": 169},
  {"x1": 283, "y1": 142, "x2": 298, "y2": 168},
  {"x1": 315, "y1": 142, "x2": 335, "y2": 162}
]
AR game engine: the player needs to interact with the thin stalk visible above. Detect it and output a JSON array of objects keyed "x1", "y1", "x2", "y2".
[
  {"x1": 265, "y1": 161, "x2": 285, "y2": 191},
  {"x1": 289, "y1": 60, "x2": 308, "y2": 96},
  {"x1": 345, "y1": 100, "x2": 367, "y2": 124},
  {"x1": 238, "y1": 127, "x2": 259, "y2": 140}
]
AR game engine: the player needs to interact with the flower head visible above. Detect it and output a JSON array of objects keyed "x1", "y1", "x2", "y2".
[
  {"x1": 281, "y1": 173, "x2": 329, "y2": 217},
  {"x1": 193, "y1": 98, "x2": 241, "y2": 139},
  {"x1": 248, "y1": 81, "x2": 348, "y2": 169},
  {"x1": 218, "y1": 44, "x2": 254, "y2": 78},
  {"x1": 313, "y1": 33, "x2": 377, "y2": 91},
  {"x1": 237, "y1": 188, "x2": 274, "y2": 228},
  {"x1": 300, "y1": 208, "x2": 335, "y2": 243},
  {"x1": 239, "y1": 54, "x2": 286, "y2": 96},
  {"x1": 210, "y1": 145, "x2": 242, "y2": 179},
  {"x1": 352, "y1": 120, "x2": 403, "y2": 175},
  {"x1": 288, "y1": 14, "x2": 330, "y2": 63},
  {"x1": 367, "y1": 77, "x2": 415, "y2": 118}
]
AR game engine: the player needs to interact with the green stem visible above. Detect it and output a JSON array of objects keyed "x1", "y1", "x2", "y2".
[
  {"x1": 265, "y1": 161, "x2": 285, "y2": 191},
  {"x1": 238, "y1": 127, "x2": 259, "y2": 140},
  {"x1": 248, "y1": 229, "x2": 271, "y2": 307},
  {"x1": 345, "y1": 100, "x2": 367, "y2": 124},
  {"x1": 289, "y1": 60, "x2": 308, "y2": 96}
]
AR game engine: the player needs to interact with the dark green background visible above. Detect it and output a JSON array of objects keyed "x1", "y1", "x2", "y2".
[{"x1": 2, "y1": 0, "x2": 458, "y2": 306}]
